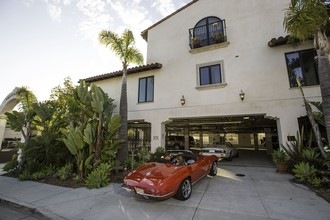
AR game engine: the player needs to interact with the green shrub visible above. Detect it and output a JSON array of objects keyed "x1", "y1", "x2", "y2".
[
  {"x1": 310, "y1": 177, "x2": 322, "y2": 188},
  {"x1": 2, "y1": 159, "x2": 19, "y2": 174},
  {"x1": 292, "y1": 162, "x2": 317, "y2": 182},
  {"x1": 57, "y1": 163, "x2": 73, "y2": 180},
  {"x1": 85, "y1": 163, "x2": 111, "y2": 189},
  {"x1": 30, "y1": 171, "x2": 47, "y2": 180},
  {"x1": 18, "y1": 170, "x2": 31, "y2": 181},
  {"x1": 43, "y1": 164, "x2": 57, "y2": 177},
  {"x1": 137, "y1": 146, "x2": 151, "y2": 163},
  {"x1": 150, "y1": 147, "x2": 165, "y2": 162},
  {"x1": 272, "y1": 149, "x2": 288, "y2": 163},
  {"x1": 302, "y1": 148, "x2": 320, "y2": 162},
  {"x1": 125, "y1": 146, "x2": 151, "y2": 170},
  {"x1": 323, "y1": 154, "x2": 330, "y2": 170}
]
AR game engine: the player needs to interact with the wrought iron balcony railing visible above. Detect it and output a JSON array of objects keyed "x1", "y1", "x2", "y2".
[{"x1": 189, "y1": 20, "x2": 227, "y2": 49}]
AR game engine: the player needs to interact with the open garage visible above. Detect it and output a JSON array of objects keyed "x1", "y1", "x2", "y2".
[{"x1": 165, "y1": 114, "x2": 278, "y2": 166}]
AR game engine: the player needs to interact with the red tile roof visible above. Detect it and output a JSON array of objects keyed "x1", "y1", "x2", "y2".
[
  {"x1": 81, "y1": 63, "x2": 162, "y2": 83},
  {"x1": 268, "y1": 35, "x2": 290, "y2": 47}
]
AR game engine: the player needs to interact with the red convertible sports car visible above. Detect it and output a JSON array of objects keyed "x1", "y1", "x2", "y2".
[{"x1": 122, "y1": 150, "x2": 218, "y2": 200}]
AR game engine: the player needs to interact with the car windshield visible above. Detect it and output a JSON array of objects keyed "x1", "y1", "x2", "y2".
[{"x1": 160, "y1": 150, "x2": 196, "y2": 165}]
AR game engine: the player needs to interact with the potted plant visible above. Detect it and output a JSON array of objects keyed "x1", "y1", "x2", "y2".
[
  {"x1": 192, "y1": 37, "x2": 201, "y2": 48},
  {"x1": 213, "y1": 31, "x2": 224, "y2": 43},
  {"x1": 272, "y1": 149, "x2": 289, "y2": 173}
]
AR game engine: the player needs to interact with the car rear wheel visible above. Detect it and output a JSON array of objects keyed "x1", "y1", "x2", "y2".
[
  {"x1": 175, "y1": 178, "x2": 192, "y2": 200},
  {"x1": 209, "y1": 162, "x2": 218, "y2": 176}
]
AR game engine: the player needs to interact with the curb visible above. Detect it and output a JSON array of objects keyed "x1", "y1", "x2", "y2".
[{"x1": 0, "y1": 198, "x2": 49, "y2": 219}]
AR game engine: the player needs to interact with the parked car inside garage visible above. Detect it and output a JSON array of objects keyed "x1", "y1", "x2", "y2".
[
  {"x1": 166, "y1": 135, "x2": 195, "y2": 150},
  {"x1": 201, "y1": 142, "x2": 238, "y2": 161}
]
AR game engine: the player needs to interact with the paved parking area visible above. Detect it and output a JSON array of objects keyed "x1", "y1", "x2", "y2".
[{"x1": 0, "y1": 165, "x2": 329, "y2": 220}]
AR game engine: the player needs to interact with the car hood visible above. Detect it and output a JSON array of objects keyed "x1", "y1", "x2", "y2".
[{"x1": 124, "y1": 162, "x2": 183, "y2": 187}]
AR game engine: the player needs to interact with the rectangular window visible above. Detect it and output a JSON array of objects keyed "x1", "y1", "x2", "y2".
[
  {"x1": 199, "y1": 63, "x2": 222, "y2": 86},
  {"x1": 138, "y1": 76, "x2": 154, "y2": 103},
  {"x1": 285, "y1": 49, "x2": 319, "y2": 87}
]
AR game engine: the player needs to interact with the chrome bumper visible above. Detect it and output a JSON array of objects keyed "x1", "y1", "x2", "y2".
[{"x1": 121, "y1": 184, "x2": 173, "y2": 199}]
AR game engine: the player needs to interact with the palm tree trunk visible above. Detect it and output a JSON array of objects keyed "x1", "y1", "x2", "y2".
[
  {"x1": 117, "y1": 66, "x2": 128, "y2": 165},
  {"x1": 317, "y1": 53, "x2": 330, "y2": 146},
  {"x1": 316, "y1": 30, "x2": 330, "y2": 146}
]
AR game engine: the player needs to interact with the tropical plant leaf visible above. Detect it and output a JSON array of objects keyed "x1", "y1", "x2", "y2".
[
  {"x1": 83, "y1": 123, "x2": 95, "y2": 146},
  {"x1": 108, "y1": 114, "x2": 121, "y2": 138},
  {"x1": 91, "y1": 84, "x2": 105, "y2": 113},
  {"x1": 5, "y1": 111, "x2": 25, "y2": 132}
]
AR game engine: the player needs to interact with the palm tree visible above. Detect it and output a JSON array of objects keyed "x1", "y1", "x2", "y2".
[
  {"x1": 284, "y1": 0, "x2": 330, "y2": 152},
  {"x1": 99, "y1": 29, "x2": 144, "y2": 165}
]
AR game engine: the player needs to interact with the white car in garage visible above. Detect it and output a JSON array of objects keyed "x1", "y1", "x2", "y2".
[{"x1": 201, "y1": 142, "x2": 238, "y2": 161}]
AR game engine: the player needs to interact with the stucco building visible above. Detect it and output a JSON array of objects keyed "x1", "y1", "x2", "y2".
[{"x1": 82, "y1": 0, "x2": 322, "y2": 154}]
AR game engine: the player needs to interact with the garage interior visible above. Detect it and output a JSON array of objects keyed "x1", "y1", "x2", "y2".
[{"x1": 165, "y1": 114, "x2": 278, "y2": 166}]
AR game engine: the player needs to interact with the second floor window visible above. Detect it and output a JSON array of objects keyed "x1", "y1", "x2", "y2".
[
  {"x1": 285, "y1": 49, "x2": 319, "y2": 87},
  {"x1": 197, "y1": 61, "x2": 224, "y2": 86},
  {"x1": 138, "y1": 76, "x2": 154, "y2": 103}
]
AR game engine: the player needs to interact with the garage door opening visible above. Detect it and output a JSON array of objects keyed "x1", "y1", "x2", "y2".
[{"x1": 165, "y1": 115, "x2": 277, "y2": 166}]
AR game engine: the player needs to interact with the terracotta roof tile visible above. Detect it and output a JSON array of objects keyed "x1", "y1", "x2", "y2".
[
  {"x1": 81, "y1": 62, "x2": 162, "y2": 83},
  {"x1": 268, "y1": 35, "x2": 290, "y2": 47}
]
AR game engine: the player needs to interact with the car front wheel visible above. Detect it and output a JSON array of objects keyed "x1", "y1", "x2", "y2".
[
  {"x1": 175, "y1": 178, "x2": 192, "y2": 200},
  {"x1": 209, "y1": 162, "x2": 218, "y2": 176}
]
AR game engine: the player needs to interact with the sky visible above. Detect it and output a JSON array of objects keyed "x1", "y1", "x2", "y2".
[{"x1": 0, "y1": 0, "x2": 191, "y2": 103}]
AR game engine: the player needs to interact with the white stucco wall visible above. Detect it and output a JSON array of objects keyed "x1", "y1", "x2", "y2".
[{"x1": 94, "y1": 0, "x2": 322, "y2": 152}]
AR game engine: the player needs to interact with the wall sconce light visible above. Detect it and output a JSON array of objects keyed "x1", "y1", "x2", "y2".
[
  {"x1": 180, "y1": 95, "x2": 186, "y2": 106},
  {"x1": 239, "y1": 90, "x2": 245, "y2": 101}
]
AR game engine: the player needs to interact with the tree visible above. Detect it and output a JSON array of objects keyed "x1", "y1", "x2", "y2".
[
  {"x1": 5, "y1": 87, "x2": 37, "y2": 169},
  {"x1": 99, "y1": 29, "x2": 144, "y2": 165},
  {"x1": 284, "y1": 0, "x2": 330, "y2": 146}
]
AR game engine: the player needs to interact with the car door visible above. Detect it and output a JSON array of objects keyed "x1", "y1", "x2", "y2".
[
  {"x1": 188, "y1": 162, "x2": 203, "y2": 183},
  {"x1": 188, "y1": 156, "x2": 209, "y2": 183},
  {"x1": 198, "y1": 156, "x2": 210, "y2": 174}
]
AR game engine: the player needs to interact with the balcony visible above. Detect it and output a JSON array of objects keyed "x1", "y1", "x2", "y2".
[{"x1": 189, "y1": 20, "x2": 227, "y2": 49}]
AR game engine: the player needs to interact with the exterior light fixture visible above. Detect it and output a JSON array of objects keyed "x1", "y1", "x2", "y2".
[
  {"x1": 239, "y1": 90, "x2": 245, "y2": 101},
  {"x1": 180, "y1": 95, "x2": 186, "y2": 106}
]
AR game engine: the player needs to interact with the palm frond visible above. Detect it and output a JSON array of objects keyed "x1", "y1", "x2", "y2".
[
  {"x1": 99, "y1": 29, "x2": 144, "y2": 66},
  {"x1": 127, "y1": 47, "x2": 144, "y2": 65},
  {"x1": 99, "y1": 30, "x2": 125, "y2": 60},
  {"x1": 284, "y1": 0, "x2": 329, "y2": 40}
]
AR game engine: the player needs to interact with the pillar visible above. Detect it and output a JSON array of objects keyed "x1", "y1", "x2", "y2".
[
  {"x1": 199, "y1": 129, "x2": 203, "y2": 148},
  {"x1": 184, "y1": 127, "x2": 189, "y2": 149},
  {"x1": 254, "y1": 132, "x2": 259, "y2": 151},
  {"x1": 265, "y1": 128, "x2": 273, "y2": 154},
  {"x1": 0, "y1": 116, "x2": 7, "y2": 151}
]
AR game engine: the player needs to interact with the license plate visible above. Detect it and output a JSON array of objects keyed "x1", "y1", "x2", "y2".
[
  {"x1": 135, "y1": 187, "x2": 144, "y2": 195},
  {"x1": 209, "y1": 150, "x2": 215, "y2": 153}
]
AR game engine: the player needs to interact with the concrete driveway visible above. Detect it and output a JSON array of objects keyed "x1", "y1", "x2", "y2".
[{"x1": 0, "y1": 164, "x2": 329, "y2": 220}]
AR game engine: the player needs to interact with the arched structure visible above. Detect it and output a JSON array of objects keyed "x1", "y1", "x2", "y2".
[{"x1": 0, "y1": 87, "x2": 21, "y2": 150}]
